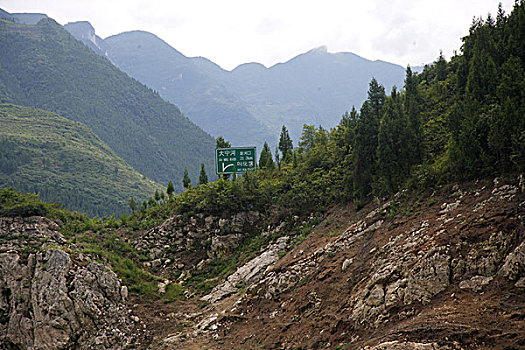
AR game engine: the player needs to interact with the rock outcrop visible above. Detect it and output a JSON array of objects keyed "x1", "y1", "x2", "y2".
[
  {"x1": 0, "y1": 216, "x2": 139, "y2": 349},
  {"x1": 202, "y1": 236, "x2": 290, "y2": 303},
  {"x1": 134, "y1": 211, "x2": 260, "y2": 275},
  {"x1": 205, "y1": 177, "x2": 524, "y2": 349}
]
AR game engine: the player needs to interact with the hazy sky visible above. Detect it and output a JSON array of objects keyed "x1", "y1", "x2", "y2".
[{"x1": 0, "y1": 0, "x2": 515, "y2": 70}]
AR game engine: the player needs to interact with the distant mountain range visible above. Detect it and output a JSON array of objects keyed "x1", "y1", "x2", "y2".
[
  {"x1": 0, "y1": 7, "x2": 423, "y2": 216},
  {"x1": 0, "y1": 13, "x2": 215, "y2": 191},
  {"x1": 65, "y1": 22, "x2": 415, "y2": 144},
  {"x1": 101, "y1": 30, "x2": 275, "y2": 148}
]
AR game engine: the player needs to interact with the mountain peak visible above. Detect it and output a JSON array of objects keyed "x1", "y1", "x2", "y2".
[
  {"x1": 64, "y1": 20, "x2": 108, "y2": 56},
  {"x1": 307, "y1": 45, "x2": 328, "y2": 54},
  {"x1": 64, "y1": 21, "x2": 95, "y2": 37},
  {"x1": 0, "y1": 8, "x2": 47, "y2": 25}
]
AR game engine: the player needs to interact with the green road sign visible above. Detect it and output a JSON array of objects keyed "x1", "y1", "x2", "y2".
[{"x1": 216, "y1": 147, "x2": 257, "y2": 174}]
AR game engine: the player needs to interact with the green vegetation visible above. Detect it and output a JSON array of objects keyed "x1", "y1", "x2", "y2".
[
  {"x1": 0, "y1": 17, "x2": 215, "y2": 188},
  {"x1": 0, "y1": 103, "x2": 161, "y2": 217},
  {"x1": 134, "y1": 1, "x2": 525, "y2": 227},
  {"x1": 199, "y1": 163, "x2": 209, "y2": 185},
  {"x1": 1, "y1": 2, "x2": 524, "y2": 305},
  {"x1": 0, "y1": 188, "x2": 166, "y2": 298}
]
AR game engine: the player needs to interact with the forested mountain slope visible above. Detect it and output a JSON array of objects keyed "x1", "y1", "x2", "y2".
[
  {"x1": 0, "y1": 15, "x2": 215, "y2": 188},
  {"x1": 0, "y1": 103, "x2": 161, "y2": 217},
  {"x1": 0, "y1": 2, "x2": 524, "y2": 350},
  {"x1": 69, "y1": 24, "x2": 408, "y2": 143},
  {"x1": 102, "y1": 30, "x2": 275, "y2": 148}
]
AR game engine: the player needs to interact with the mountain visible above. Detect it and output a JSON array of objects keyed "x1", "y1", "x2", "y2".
[
  {"x1": 105, "y1": 35, "x2": 407, "y2": 142},
  {"x1": 103, "y1": 30, "x2": 276, "y2": 148},
  {"x1": 67, "y1": 23, "x2": 409, "y2": 144},
  {"x1": 0, "y1": 9, "x2": 47, "y2": 24},
  {"x1": 216, "y1": 46, "x2": 407, "y2": 140},
  {"x1": 64, "y1": 21, "x2": 109, "y2": 57},
  {"x1": 0, "y1": 13, "x2": 215, "y2": 189},
  {"x1": 0, "y1": 103, "x2": 162, "y2": 217}
]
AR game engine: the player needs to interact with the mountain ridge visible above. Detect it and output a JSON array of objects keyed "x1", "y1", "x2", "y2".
[
  {"x1": 0, "y1": 13, "x2": 216, "y2": 188},
  {"x1": 104, "y1": 30, "x2": 276, "y2": 148},
  {"x1": 67, "y1": 21, "x2": 413, "y2": 144},
  {"x1": 109, "y1": 30, "x2": 409, "y2": 140}
]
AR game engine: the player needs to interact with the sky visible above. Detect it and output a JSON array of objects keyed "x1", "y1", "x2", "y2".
[{"x1": 0, "y1": 0, "x2": 516, "y2": 71}]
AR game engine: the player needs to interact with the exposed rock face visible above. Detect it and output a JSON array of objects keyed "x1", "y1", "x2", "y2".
[
  {"x1": 0, "y1": 216, "x2": 137, "y2": 349},
  {"x1": 245, "y1": 180, "x2": 524, "y2": 328},
  {"x1": 0, "y1": 215, "x2": 65, "y2": 246},
  {"x1": 134, "y1": 211, "x2": 260, "y2": 275},
  {"x1": 500, "y1": 241, "x2": 525, "y2": 286},
  {"x1": 202, "y1": 236, "x2": 290, "y2": 303}
]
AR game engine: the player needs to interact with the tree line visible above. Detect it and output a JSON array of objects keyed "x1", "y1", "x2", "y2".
[{"x1": 132, "y1": 1, "x2": 524, "y2": 221}]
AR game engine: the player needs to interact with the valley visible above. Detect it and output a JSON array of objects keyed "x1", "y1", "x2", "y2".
[{"x1": 0, "y1": 1, "x2": 524, "y2": 349}]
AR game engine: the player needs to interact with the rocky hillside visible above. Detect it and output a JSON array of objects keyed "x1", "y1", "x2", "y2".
[
  {"x1": 0, "y1": 216, "x2": 147, "y2": 349},
  {"x1": 1, "y1": 176, "x2": 523, "y2": 349},
  {"x1": 143, "y1": 176, "x2": 524, "y2": 349}
]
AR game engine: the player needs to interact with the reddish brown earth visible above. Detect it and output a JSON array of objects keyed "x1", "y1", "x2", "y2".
[{"x1": 133, "y1": 177, "x2": 525, "y2": 350}]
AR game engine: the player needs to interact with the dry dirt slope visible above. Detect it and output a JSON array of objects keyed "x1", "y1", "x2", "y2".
[
  {"x1": 1, "y1": 176, "x2": 523, "y2": 349},
  {"x1": 157, "y1": 176, "x2": 524, "y2": 349}
]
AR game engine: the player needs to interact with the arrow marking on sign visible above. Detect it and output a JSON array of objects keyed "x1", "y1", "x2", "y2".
[{"x1": 222, "y1": 164, "x2": 234, "y2": 172}]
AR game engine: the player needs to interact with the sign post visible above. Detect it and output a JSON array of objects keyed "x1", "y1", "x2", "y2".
[{"x1": 216, "y1": 147, "x2": 257, "y2": 175}]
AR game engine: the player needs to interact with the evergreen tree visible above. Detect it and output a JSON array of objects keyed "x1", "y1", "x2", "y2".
[
  {"x1": 435, "y1": 51, "x2": 447, "y2": 82},
  {"x1": 377, "y1": 90, "x2": 410, "y2": 194},
  {"x1": 166, "y1": 180, "x2": 175, "y2": 198},
  {"x1": 216, "y1": 136, "x2": 231, "y2": 180},
  {"x1": 353, "y1": 78, "x2": 385, "y2": 201},
  {"x1": 154, "y1": 189, "x2": 161, "y2": 202},
  {"x1": 182, "y1": 167, "x2": 191, "y2": 189},
  {"x1": 299, "y1": 124, "x2": 317, "y2": 152},
  {"x1": 199, "y1": 163, "x2": 208, "y2": 185},
  {"x1": 404, "y1": 66, "x2": 423, "y2": 164},
  {"x1": 216, "y1": 136, "x2": 231, "y2": 149},
  {"x1": 278, "y1": 125, "x2": 293, "y2": 162},
  {"x1": 259, "y1": 142, "x2": 275, "y2": 170}
]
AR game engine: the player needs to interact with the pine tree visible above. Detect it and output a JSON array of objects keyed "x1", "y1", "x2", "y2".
[
  {"x1": 353, "y1": 78, "x2": 385, "y2": 201},
  {"x1": 377, "y1": 90, "x2": 410, "y2": 194},
  {"x1": 404, "y1": 66, "x2": 423, "y2": 165},
  {"x1": 299, "y1": 124, "x2": 317, "y2": 152},
  {"x1": 216, "y1": 136, "x2": 231, "y2": 149},
  {"x1": 278, "y1": 125, "x2": 293, "y2": 162},
  {"x1": 199, "y1": 163, "x2": 208, "y2": 185},
  {"x1": 154, "y1": 189, "x2": 161, "y2": 202},
  {"x1": 258, "y1": 142, "x2": 274, "y2": 170},
  {"x1": 166, "y1": 180, "x2": 175, "y2": 198},
  {"x1": 182, "y1": 167, "x2": 191, "y2": 189}
]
